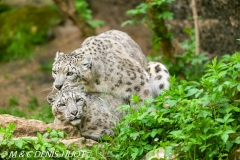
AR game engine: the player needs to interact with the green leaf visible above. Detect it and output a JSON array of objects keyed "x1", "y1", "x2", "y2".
[
  {"x1": 15, "y1": 138, "x2": 23, "y2": 148},
  {"x1": 237, "y1": 84, "x2": 240, "y2": 91},
  {"x1": 37, "y1": 132, "x2": 42, "y2": 140},
  {"x1": 165, "y1": 100, "x2": 177, "y2": 107},
  {"x1": 185, "y1": 88, "x2": 199, "y2": 97},
  {"x1": 150, "y1": 129, "x2": 158, "y2": 138},
  {"x1": 131, "y1": 147, "x2": 139, "y2": 159},
  {"x1": 34, "y1": 144, "x2": 41, "y2": 150},
  {"x1": 131, "y1": 95, "x2": 141, "y2": 103},
  {"x1": 215, "y1": 118, "x2": 224, "y2": 123},
  {"x1": 234, "y1": 136, "x2": 240, "y2": 144},
  {"x1": 40, "y1": 145, "x2": 46, "y2": 151},
  {"x1": 223, "y1": 113, "x2": 232, "y2": 122},
  {"x1": 144, "y1": 144, "x2": 153, "y2": 150},
  {"x1": 221, "y1": 133, "x2": 229, "y2": 143},
  {"x1": 46, "y1": 127, "x2": 51, "y2": 132},
  {"x1": 221, "y1": 130, "x2": 235, "y2": 143},
  {"x1": 121, "y1": 20, "x2": 135, "y2": 27},
  {"x1": 50, "y1": 130, "x2": 58, "y2": 138},
  {"x1": 101, "y1": 134, "x2": 112, "y2": 141},
  {"x1": 43, "y1": 132, "x2": 49, "y2": 138},
  {"x1": 116, "y1": 105, "x2": 130, "y2": 110},
  {"x1": 130, "y1": 132, "x2": 140, "y2": 140},
  {"x1": 51, "y1": 137, "x2": 58, "y2": 143},
  {"x1": 58, "y1": 131, "x2": 65, "y2": 139}
]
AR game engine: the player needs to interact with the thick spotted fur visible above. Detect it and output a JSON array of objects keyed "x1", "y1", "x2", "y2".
[
  {"x1": 146, "y1": 61, "x2": 170, "y2": 97},
  {"x1": 81, "y1": 30, "x2": 148, "y2": 69},
  {"x1": 47, "y1": 83, "x2": 125, "y2": 141},
  {"x1": 52, "y1": 30, "x2": 152, "y2": 101}
]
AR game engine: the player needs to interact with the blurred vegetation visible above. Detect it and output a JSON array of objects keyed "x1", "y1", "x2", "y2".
[
  {"x1": 39, "y1": 59, "x2": 54, "y2": 73},
  {"x1": 0, "y1": 96, "x2": 54, "y2": 123},
  {"x1": 53, "y1": 0, "x2": 104, "y2": 38},
  {"x1": 123, "y1": 0, "x2": 209, "y2": 81},
  {"x1": 74, "y1": 0, "x2": 105, "y2": 29},
  {"x1": 0, "y1": 2, "x2": 62, "y2": 62}
]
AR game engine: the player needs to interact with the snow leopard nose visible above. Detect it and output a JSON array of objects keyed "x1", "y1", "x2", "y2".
[
  {"x1": 70, "y1": 110, "x2": 78, "y2": 116},
  {"x1": 55, "y1": 84, "x2": 63, "y2": 90}
]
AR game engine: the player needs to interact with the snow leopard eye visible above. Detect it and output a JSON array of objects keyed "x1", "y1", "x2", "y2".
[
  {"x1": 52, "y1": 70, "x2": 57, "y2": 74},
  {"x1": 76, "y1": 97, "x2": 83, "y2": 103},
  {"x1": 67, "y1": 72, "x2": 73, "y2": 76},
  {"x1": 58, "y1": 103, "x2": 66, "y2": 107}
]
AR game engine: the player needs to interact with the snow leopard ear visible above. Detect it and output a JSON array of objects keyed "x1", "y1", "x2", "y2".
[
  {"x1": 81, "y1": 54, "x2": 92, "y2": 71},
  {"x1": 55, "y1": 51, "x2": 64, "y2": 60}
]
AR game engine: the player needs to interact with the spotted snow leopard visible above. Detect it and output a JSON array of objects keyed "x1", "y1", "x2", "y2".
[
  {"x1": 47, "y1": 83, "x2": 125, "y2": 141},
  {"x1": 52, "y1": 30, "x2": 152, "y2": 101}
]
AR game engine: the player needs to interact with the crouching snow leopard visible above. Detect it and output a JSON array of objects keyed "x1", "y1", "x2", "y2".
[
  {"x1": 52, "y1": 30, "x2": 152, "y2": 101},
  {"x1": 47, "y1": 83, "x2": 125, "y2": 141}
]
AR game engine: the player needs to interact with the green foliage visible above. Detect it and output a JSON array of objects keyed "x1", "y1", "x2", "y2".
[
  {"x1": 1, "y1": 54, "x2": 238, "y2": 159},
  {"x1": 123, "y1": 0, "x2": 209, "y2": 81},
  {"x1": 122, "y1": 0, "x2": 174, "y2": 48},
  {"x1": 0, "y1": 124, "x2": 74, "y2": 160},
  {"x1": 74, "y1": 0, "x2": 105, "y2": 28},
  {"x1": 0, "y1": 5, "x2": 62, "y2": 62},
  {"x1": 122, "y1": 0, "x2": 174, "y2": 27},
  {"x1": 131, "y1": 94, "x2": 141, "y2": 104},
  {"x1": 162, "y1": 29, "x2": 209, "y2": 81},
  {"x1": 0, "y1": 108, "x2": 27, "y2": 118},
  {"x1": 1, "y1": 96, "x2": 54, "y2": 123},
  {"x1": 0, "y1": 124, "x2": 109, "y2": 159},
  {"x1": 28, "y1": 104, "x2": 54, "y2": 123},
  {"x1": 83, "y1": 53, "x2": 239, "y2": 159}
]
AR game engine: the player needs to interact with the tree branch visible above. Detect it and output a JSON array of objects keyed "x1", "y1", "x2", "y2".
[
  {"x1": 191, "y1": 0, "x2": 200, "y2": 55},
  {"x1": 53, "y1": 0, "x2": 95, "y2": 38}
]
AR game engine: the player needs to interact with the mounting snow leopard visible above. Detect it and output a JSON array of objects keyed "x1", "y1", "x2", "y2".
[
  {"x1": 81, "y1": 30, "x2": 148, "y2": 69},
  {"x1": 52, "y1": 30, "x2": 152, "y2": 101},
  {"x1": 47, "y1": 83, "x2": 125, "y2": 141},
  {"x1": 147, "y1": 61, "x2": 170, "y2": 97}
]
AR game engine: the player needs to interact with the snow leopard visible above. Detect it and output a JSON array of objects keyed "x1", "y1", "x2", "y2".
[{"x1": 47, "y1": 83, "x2": 125, "y2": 141}]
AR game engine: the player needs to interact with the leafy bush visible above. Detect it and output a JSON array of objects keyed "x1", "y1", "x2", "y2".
[
  {"x1": 0, "y1": 53, "x2": 239, "y2": 159},
  {"x1": 123, "y1": 0, "x2": 209, "y2": 81},
  {"x1": 0, "y1": 124, "x2": 71, "y2": 160},
  {"x1": 97, "y1": 53, "x2": 240, "y2": 159},
  {"x1": 0, "y1": 5, "x2": 62, "y2": 62},
  {"x1": 162, "y1": 29, "x2": 209, "y2": 81}
]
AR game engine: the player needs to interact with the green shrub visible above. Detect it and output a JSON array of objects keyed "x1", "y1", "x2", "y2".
[
  {"x1": 0, "y1": 124, "x2": 70, "y2": 160},
  {"x1": 123, "y1": 0, "x2": 209, "y2": 81},
  {"x1": 100, "y1": 53, "x2": 240, "y2": 159},
  {"x1": 162, "y1": 29, "x2": 209, "y2": 81}
]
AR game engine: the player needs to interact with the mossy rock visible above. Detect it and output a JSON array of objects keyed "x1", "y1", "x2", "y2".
[{"x1": 0, "y1": 5, "x2": 62, "y2": 62}]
